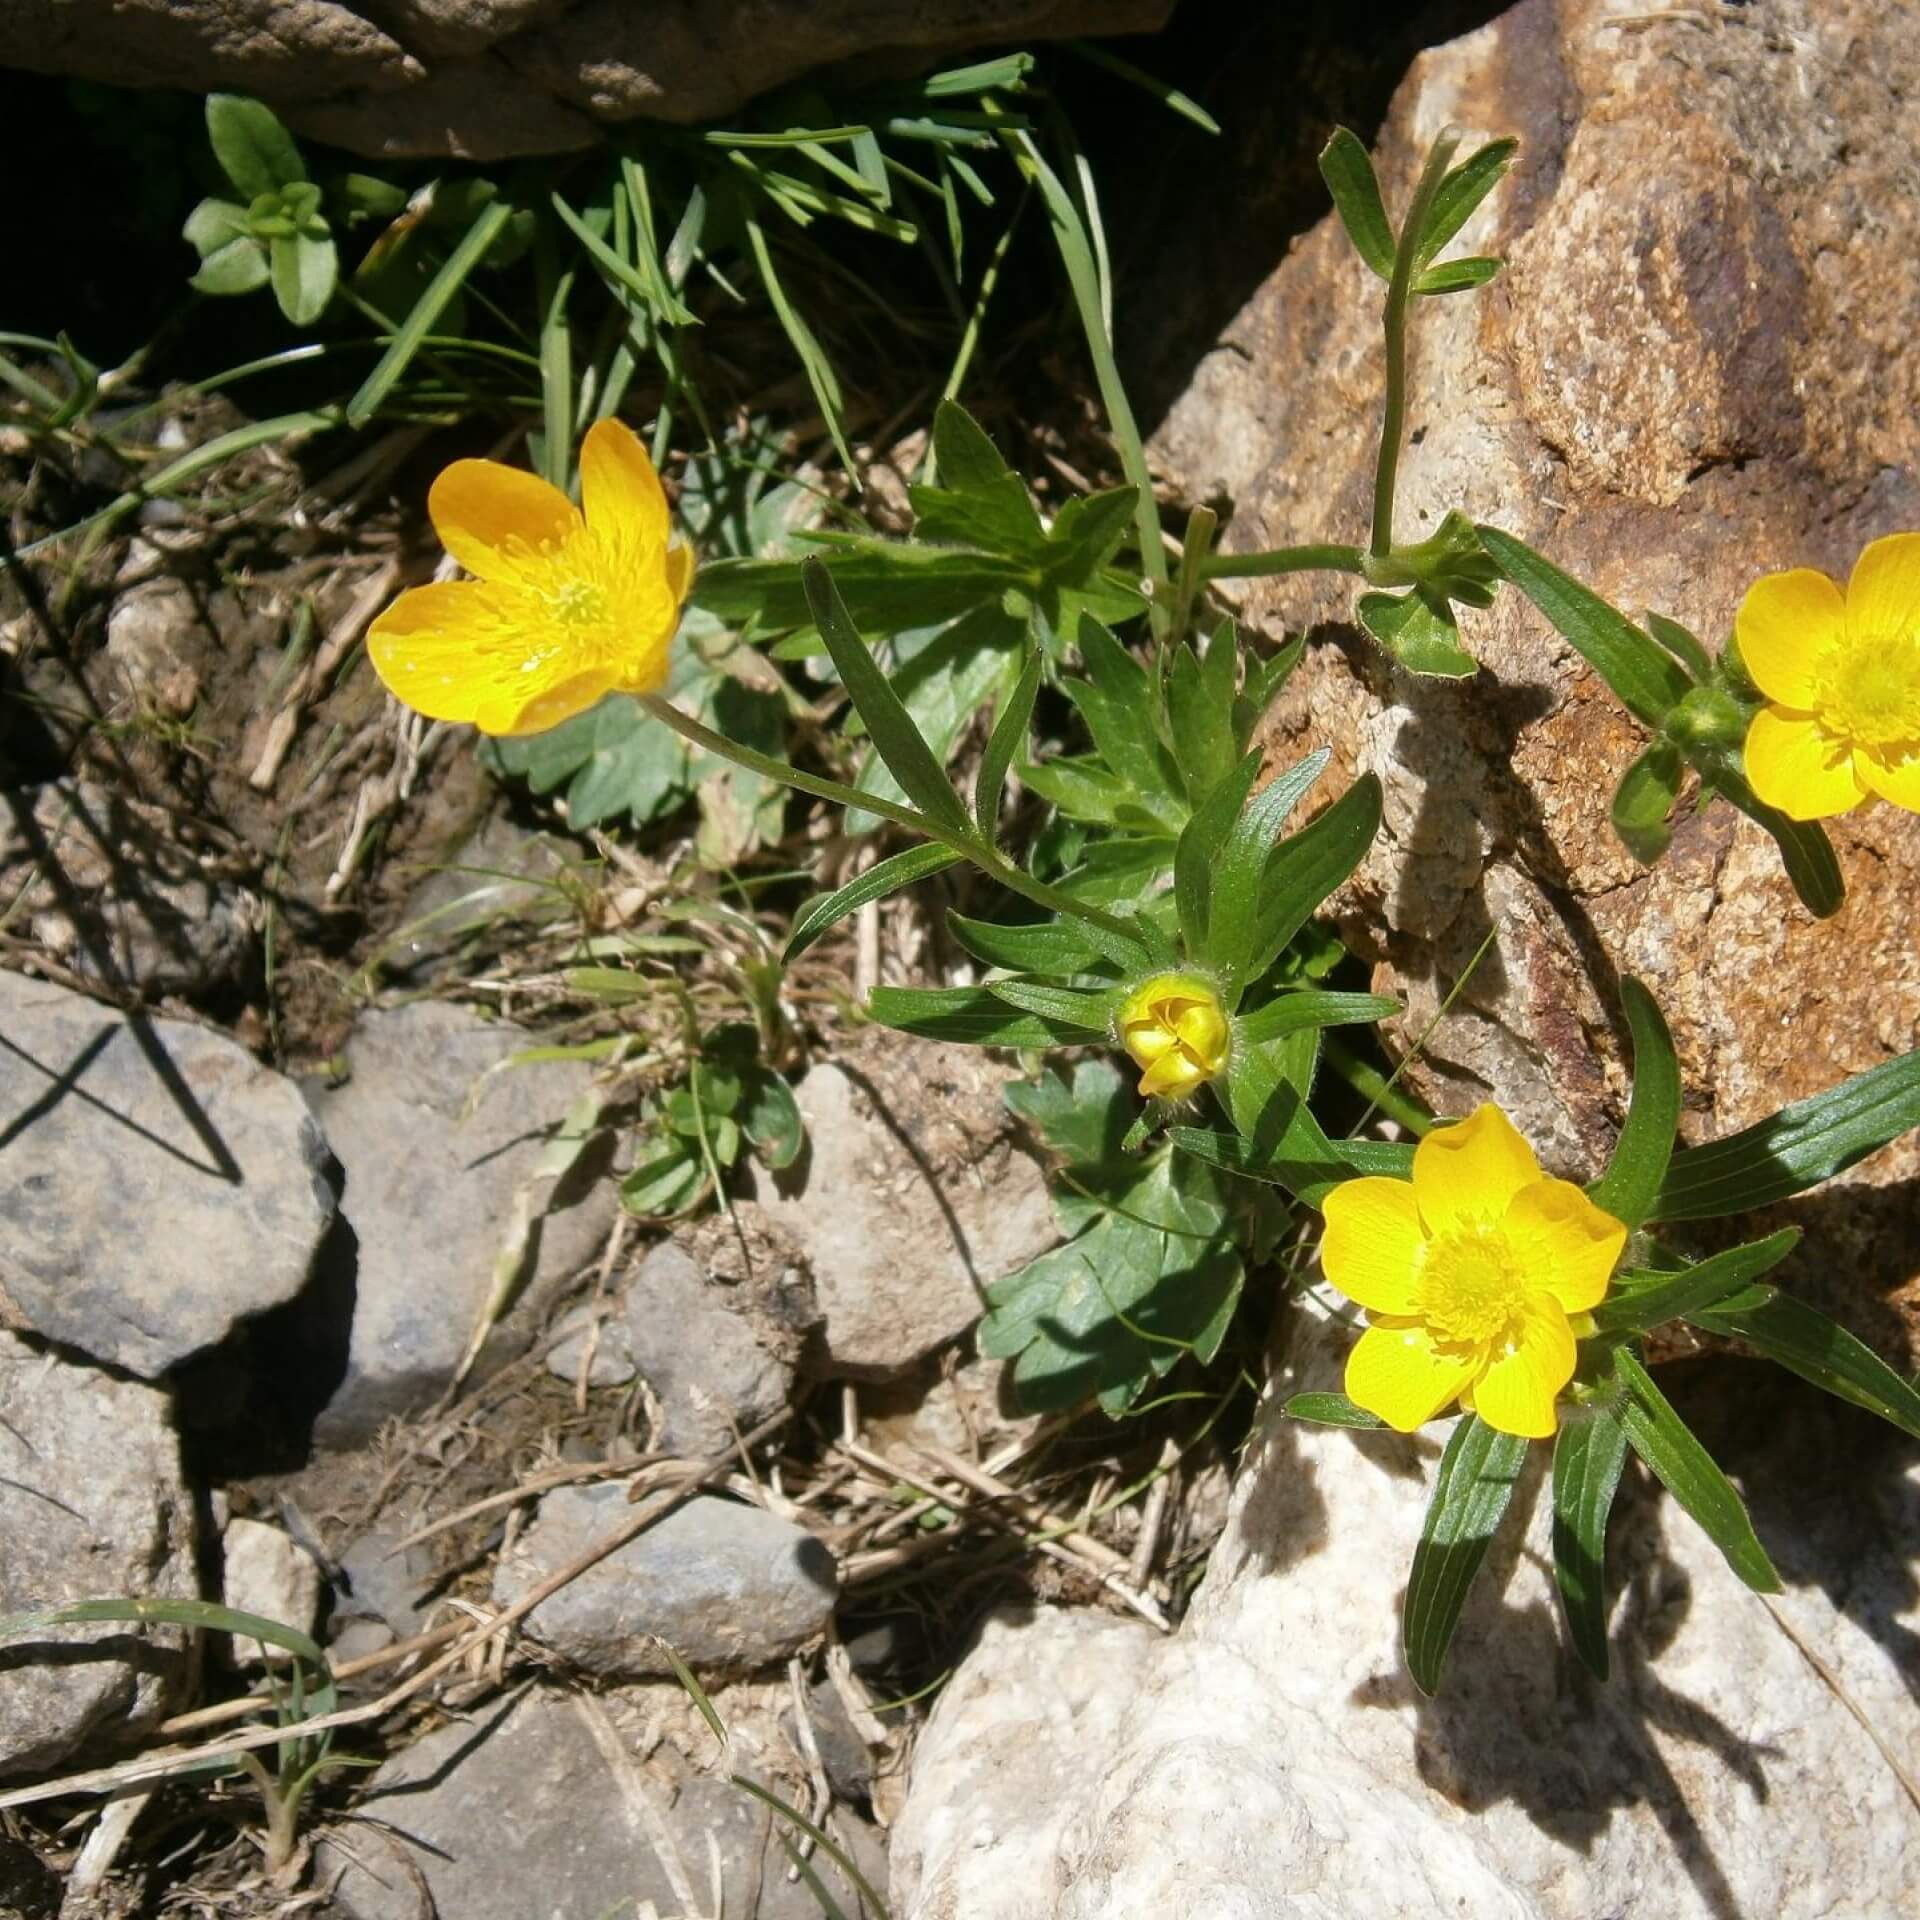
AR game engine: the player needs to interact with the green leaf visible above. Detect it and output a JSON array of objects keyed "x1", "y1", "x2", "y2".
[
  {"x1": 930, "y1": 397, "x2": 1013, "y2": 492},
  {"x1": 1203, "y1": 750, "x2": 1331, "y2": 990},
  {"x1": 1476, "y1": 527, "x2": 1692, "y2": 728},
  {"x1": 1243, "y1": 772, "x2": 1381, "y2": 986},
  {"x1": 1615, "y1": 1347, "x2": 1779, "y2": 1593},
  {"x1": 803, "y1": 557, "x2": 973, "y2": 840},
  {"x1": 1286, "y1": 1391, "x2": 1385, "y2": 1429},
  {"x1": 695, "y1": 544, "x2": 1030, "y2": 636},
  {"x1": 1235, "y1": 633, "x2": 1304, "y2": 748},
  {"x1": 1651, "y1": 1046, "x2": 1920, "y2": 1220},
  {"x1": 1173, "y1": 751, "x2": 1261, "y2": 960},
  {"x1": 1712, "y1": 764, "x2": 1845, "y2": 919},
  {"x1": 948, "y1": 912, "x2": 1105, "y2": 976},
  {"x1": 741, "y1": 1069, "x2": 805, "y2": 1170},
  {"x1": 1317, "y1": 128, "x2": 1395, "y2": 278},
  {"x1": 269, "y1": 227, "x2": 337, "y2": 326},
  {"x1": 910, "y1": 473, "x2": 1049, "y2": 557},
  {"x1": 206, "y1": 93, "x2": 306, "y2": 198},
  {"x1": 1590, "y1": 1228, "x2": 1800, "y2": 1337},
  {"x1": 1006, "y1": 1058, "x2": 1136, "y2": 1171},
  {"x1": 1587, "y1": 977, "x2": 1681, "y2": 1229},
  {"x1": 1550, "y1": 1405, "x2": 1630, "y2": 1679},
  {"x1": 1167, "y1": 1118, "x2": 1414, "y2": 1196},
  {"x1": 1412, "y1": 256, "x2": 1502, "y2": 296},
  {"x1": 1644, "y1": 610, "x2": 1713, "y2": 682},
  {"x1": 188, "y1": 235, "x2": 269, "y2": 297},
  {"x1": 620, "y1": 1139, "x2": 708, "y2": 1219},
  {"x1": 1357, "y1": 589, "x2": 1478, "y2": 678},
  {"x1": 183, "y1": 197, "x2": 251, "y2": 256},
  {"x1": 867, "y1": 984, "x2": 1086, "y2": 1048},
  {"x1": 1685, "y1": 1290, "x2": 1920, "y2": 1441},
  {"x1": 785, "y1": 844, "x2": 963, "y2": 963},
  {"x1": 1611, "y1": 739, "x2": 1686, "y2": 864},
  {"x1": 1235, "y1": 990, "x2": 1399, "y2": 1048},
  {"x1": 1061, "y1": 620, "x2": 1183, "y2": 813},
  {"x1": 1167, "y1": 632, "x2": 1240, "y2": 808},
  {"x1": 743, "y1": 210, "x2": 853, "y2": 473},
  {"x1": 1404, "y1": 1415, "x2": 1530, "y2": 1695},
  {"x1": 987, "y1": 978, "x2": 1119, "y2": 1034},
  {"x1": 975, "y1": 641, "x2": 1043, "y2": 840},
  {"x1": 1416, "y1": 137, "x2": 1517, "y2": 264}
]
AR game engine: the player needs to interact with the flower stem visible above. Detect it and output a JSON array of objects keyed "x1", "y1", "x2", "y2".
[
  {"x1": 1200, "y1": 544, "x2": 1368, "y2": 582},
  {"x1": 1371, "y1": 133, "x2": 1459, "y2": 559},
  {"x1": 638, "y1": 694, "x2": 1141, "y2": 945}
]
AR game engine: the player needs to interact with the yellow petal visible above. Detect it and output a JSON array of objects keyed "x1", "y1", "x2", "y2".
[
  {"x1": 1319, "y1": 1177, "x2": 1425, "y2": 1315},
  {"x1": 1855, "y1": 743, "x2": 1920, "y2": 815},
  {"x1": 1845, "y1": 532, "x2": 1920, "y2": 646},
  {"x1": 366, "y1": 580, "x2": 520, "y2": 726},
  {"x1": 1139, "y1": 1048, "x2": 1205, "y2": 1099},
  {"x1": 609, "y1": 630, "x2": 677, "y2": 697},
  {"x1": 429, "y1": 459, "x2": 580, "y2": 583},
  {"x1": 1469, "y1": 1302, "x2": 1575, "y2": 1439},
  {"x1": 1173, "y1": 999, "x2": 1229, "y2": 1074},
  {"x1": 580, "y1": 417, "x2": 669, "y2": 552},
  {"x1": 1345, "y1": 1320, "x2": 1480, "y2": 1433},
  {"x1": 1733, "y1": 566, "x2": 1844, "y2": 707},
  {"x1": 1742, "y1": 706, "x2": 1865, "y2": 820},
  {"x1": 1123, "y1": 1021, "x2": 1179, "y2": 1065},
  {"x1": 1500, "y1": 1178, "x2": 1626, "y2": 1314},
  {"x1": 484, "y1": 668, "x2": 618, "y2": 738},
  {"x1": 1413, "y1": 1104, "x2": 1542, "y2": 1235},
  {"x1": 666, "y1": 543, "x2": 696, "y2": 607}
]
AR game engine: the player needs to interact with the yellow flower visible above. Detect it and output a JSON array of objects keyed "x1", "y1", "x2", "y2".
[
  {"x1": 1320, "y1": 1105, "x2": 1626, "y2": 1440},
  {"x1": 366, "y1": 418, "x2": 693, "y2": 738},
  {"x1": 1116, "y1": 972, "x2": 1230, "y2": 1100},
  {"x1": 1738, "y1": 532, "x2": 1920, "y2": 821}
]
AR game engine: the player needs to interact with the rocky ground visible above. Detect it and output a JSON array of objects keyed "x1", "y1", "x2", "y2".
[{"x1": 2, "y1": 3, "x2": 1918, "y2": 1918}]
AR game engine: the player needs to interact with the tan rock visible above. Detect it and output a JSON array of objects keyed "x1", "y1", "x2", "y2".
[{"x1": 1150, "y1": 0, "x2": 1920, "y2": 1357}]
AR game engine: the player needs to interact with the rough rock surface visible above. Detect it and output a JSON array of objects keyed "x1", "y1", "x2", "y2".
[
  {"x1": 1149, "y1": 0, "x2": 1920, "y2": 1359},
  {"x1": 492, "y1": 1485, "x2": 837, "y2": 1677},
  {"x1": 0, "y1": 970, "x2": 335, "y2": 1377},
  {"x1": 622, "y1": 1225, "x2": 812, "y2": 1455},
  {"x1": 0, "y1": 780, "x2": 259, "y2": 999},
  {"x1": 326, "y1": 1684, "x2": 881, "y2": 1920},
  {"x1": 1, "y1": 1, "x2": 1172, "y2": 160},
  {"x1": 892, "y1": 1308, "x2": 1920, "y2": 1918},
  {"x1": 543, "y1": 1299, "x2": 637, "y2": 1387},
  {"x1": 308, "y1": 999, "x2": 617, "y2": 1445},
  {"x1": 0, "y1": 1334, "x2": 196, "y2": 1777},
  {"x1": 220, "y1": 1517, "x2": 323, "y2": 1662},
  {"x1": 741, "y1": 1030, "x2": 1058, "y2": 1380}
]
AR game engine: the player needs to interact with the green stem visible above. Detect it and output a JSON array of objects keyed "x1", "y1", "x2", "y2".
[
  {"x1": 1371, "y1": 134, "x2": 1459, "y2": 559},
  {"x1": 1323, "y1": 1035, "x2": 1432, "y2": 1137},
  {"x1": 1200, "y1": 544, "x2": 1368, "y2": 582},
  {"x1": 637, "y1": 695, "x2": 1139, "y2": 944}
]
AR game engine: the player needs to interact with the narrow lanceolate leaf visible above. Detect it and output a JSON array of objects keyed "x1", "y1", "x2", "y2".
[
  {"x1": 987, "y1": 978, "x2": 1120, "y2": 1035},
  {"x1": 1234, "y1": 991, "x2": 1399, "y2": 1049},
  {"x1": 803, "y1": 557, "x2": 974, "y2": 840},
  {"x1": 1205, "y1": 748, "x2": 1330, "y2": 990},
  {"x1": 1286, "y1": 1391, "x2": 1385, "y2": 1430},
  {"x1": 1644, "y1": 610, "x2": 1713, "y2": 683},
  {"x1": 975, "y1": 642, "x2": 1043, "y2": 839},
  {"x1": 1404, "y1": 1415, "x2": 1530, "y2": 1695},
  {"x1": 1412, "y1": 256, "x2": 1501, "y2": 296},
  {"x1": 1589, "y1": 1228, "x2": 1800, "y2": 1337},
  {"x1": 1167, "y1": 1118, "x2": 1414, "y2": 1196},
  {"x1": 867, "y1": 984, "x2": 1087, "y2": 1048},
  {"x1": 1243, "y1": 773, "x2": 1383, "y2": 986},
  {"x1": 1416, "y1": 137, "x2": 1517, "y2": 264},
  {"x1": 1174, "y1": 750, "x2": 1262, "y2": 961},
  {"x1": 1651, "y1": 1047, "x2": 1920, "y2": 1220},
  {"x1": 1712, "y1": 766, "x2": 1845, "y2": 920},
  {"x1": 1550, "y1": 1404, "x2": 1630, "y2": 1679},
  {"x1": 1317, "y1": 128, "x2": 1396, "y2": 278},
  {"x1": 1685, "y1": 1289, "x2": 1920, "y2": 1441},
  {"x1": 1476, "y1": 527, "x2": 1693, "y2": 729},
  {"x1": 1587, "y1": 977, "x2": 1681, "y2": 1228},
  {"x1": 784, "y1": 844, "x2": 963, "y2": 962},
  {"x1": 1611, "y1": 740, "x2": 1685, "y2": 865},
  {"x1": 1616, "y1": 1348, "x2": 1779, "y2": 1593},
  {"x1": 947, "y1": 912, "x2": 1105, "y2": 977}
]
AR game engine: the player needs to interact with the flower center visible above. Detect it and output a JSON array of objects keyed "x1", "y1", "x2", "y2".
[
  {"x1": 1812, "y1": 630, "x2": 1920, "y2": 748},
  {"x1": 547, "y1": 577, "x2": 610, "y2": 630},
  {"x1": 1416, "y1": 1223, "x2": 1529, "y2": 1346}
]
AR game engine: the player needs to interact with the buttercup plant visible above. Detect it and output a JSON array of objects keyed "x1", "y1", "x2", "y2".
[{"x1": 361, "y1": 117, "x2": 1920, "y2": 1694}]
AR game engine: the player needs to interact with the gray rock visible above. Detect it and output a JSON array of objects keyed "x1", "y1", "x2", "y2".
[
  {"x1": 623, "y1": 1237, "x2": 799, "y2": 1455},
  {"x1": 892, "y1": 1307, "x2": 1920, "y2": 1919},
  {"x1": 105, "y1": 536, "x2": 213, "y2": 719},
  {"x1": 0, "y1": 1, "x2": 1173, "y2": 161},
  {"x1": 220, "y1": 1517, "x2": 322, "y2": 1664},
  {"x1": 325, "y1": 1685, "x2": 879, "y2": 1920},
  {"x1": 0, "y1": 781, "x2": 259, "y2": 998},
  {"x1": 333, "y1": 1529, "x2": 439, "y2": 1642},
  {"x1": 0, "y1": 971, "x2": 335, "y2": 1378},
  {"x1": 492, "y1": 1485, "x2": 836, "y2": 1678},
  {"x1": 740, "y1": 1031, "x2": 1057, "y2": 1381},
  {"x1": 544, "y1": 1301, "x2": 636, "y2": 1388},
  {"x1": 0, "y1": 1333, "x2": 196, "y2": 1777},
  {"x1": 386, "y1": 811, "x2": 576, "y2": 981},
  {"x1": 309, "y1": 1000, "x2": 617, "y2": 1445}
]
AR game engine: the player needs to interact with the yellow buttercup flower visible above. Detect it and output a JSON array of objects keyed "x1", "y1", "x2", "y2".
[
  {"x1": 367, "y1": 417, "x2": 694, "y2": 738},
  {"x1": 1320, "y1": 1104, "x2": 1626, "y2": 1440},
  {"x1": 1116, "y1": 972, "x2": 1229, "y2": 1101},
  {"x1": 1738, "y1": 531, "x2": 1920, "y2": 821}
]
